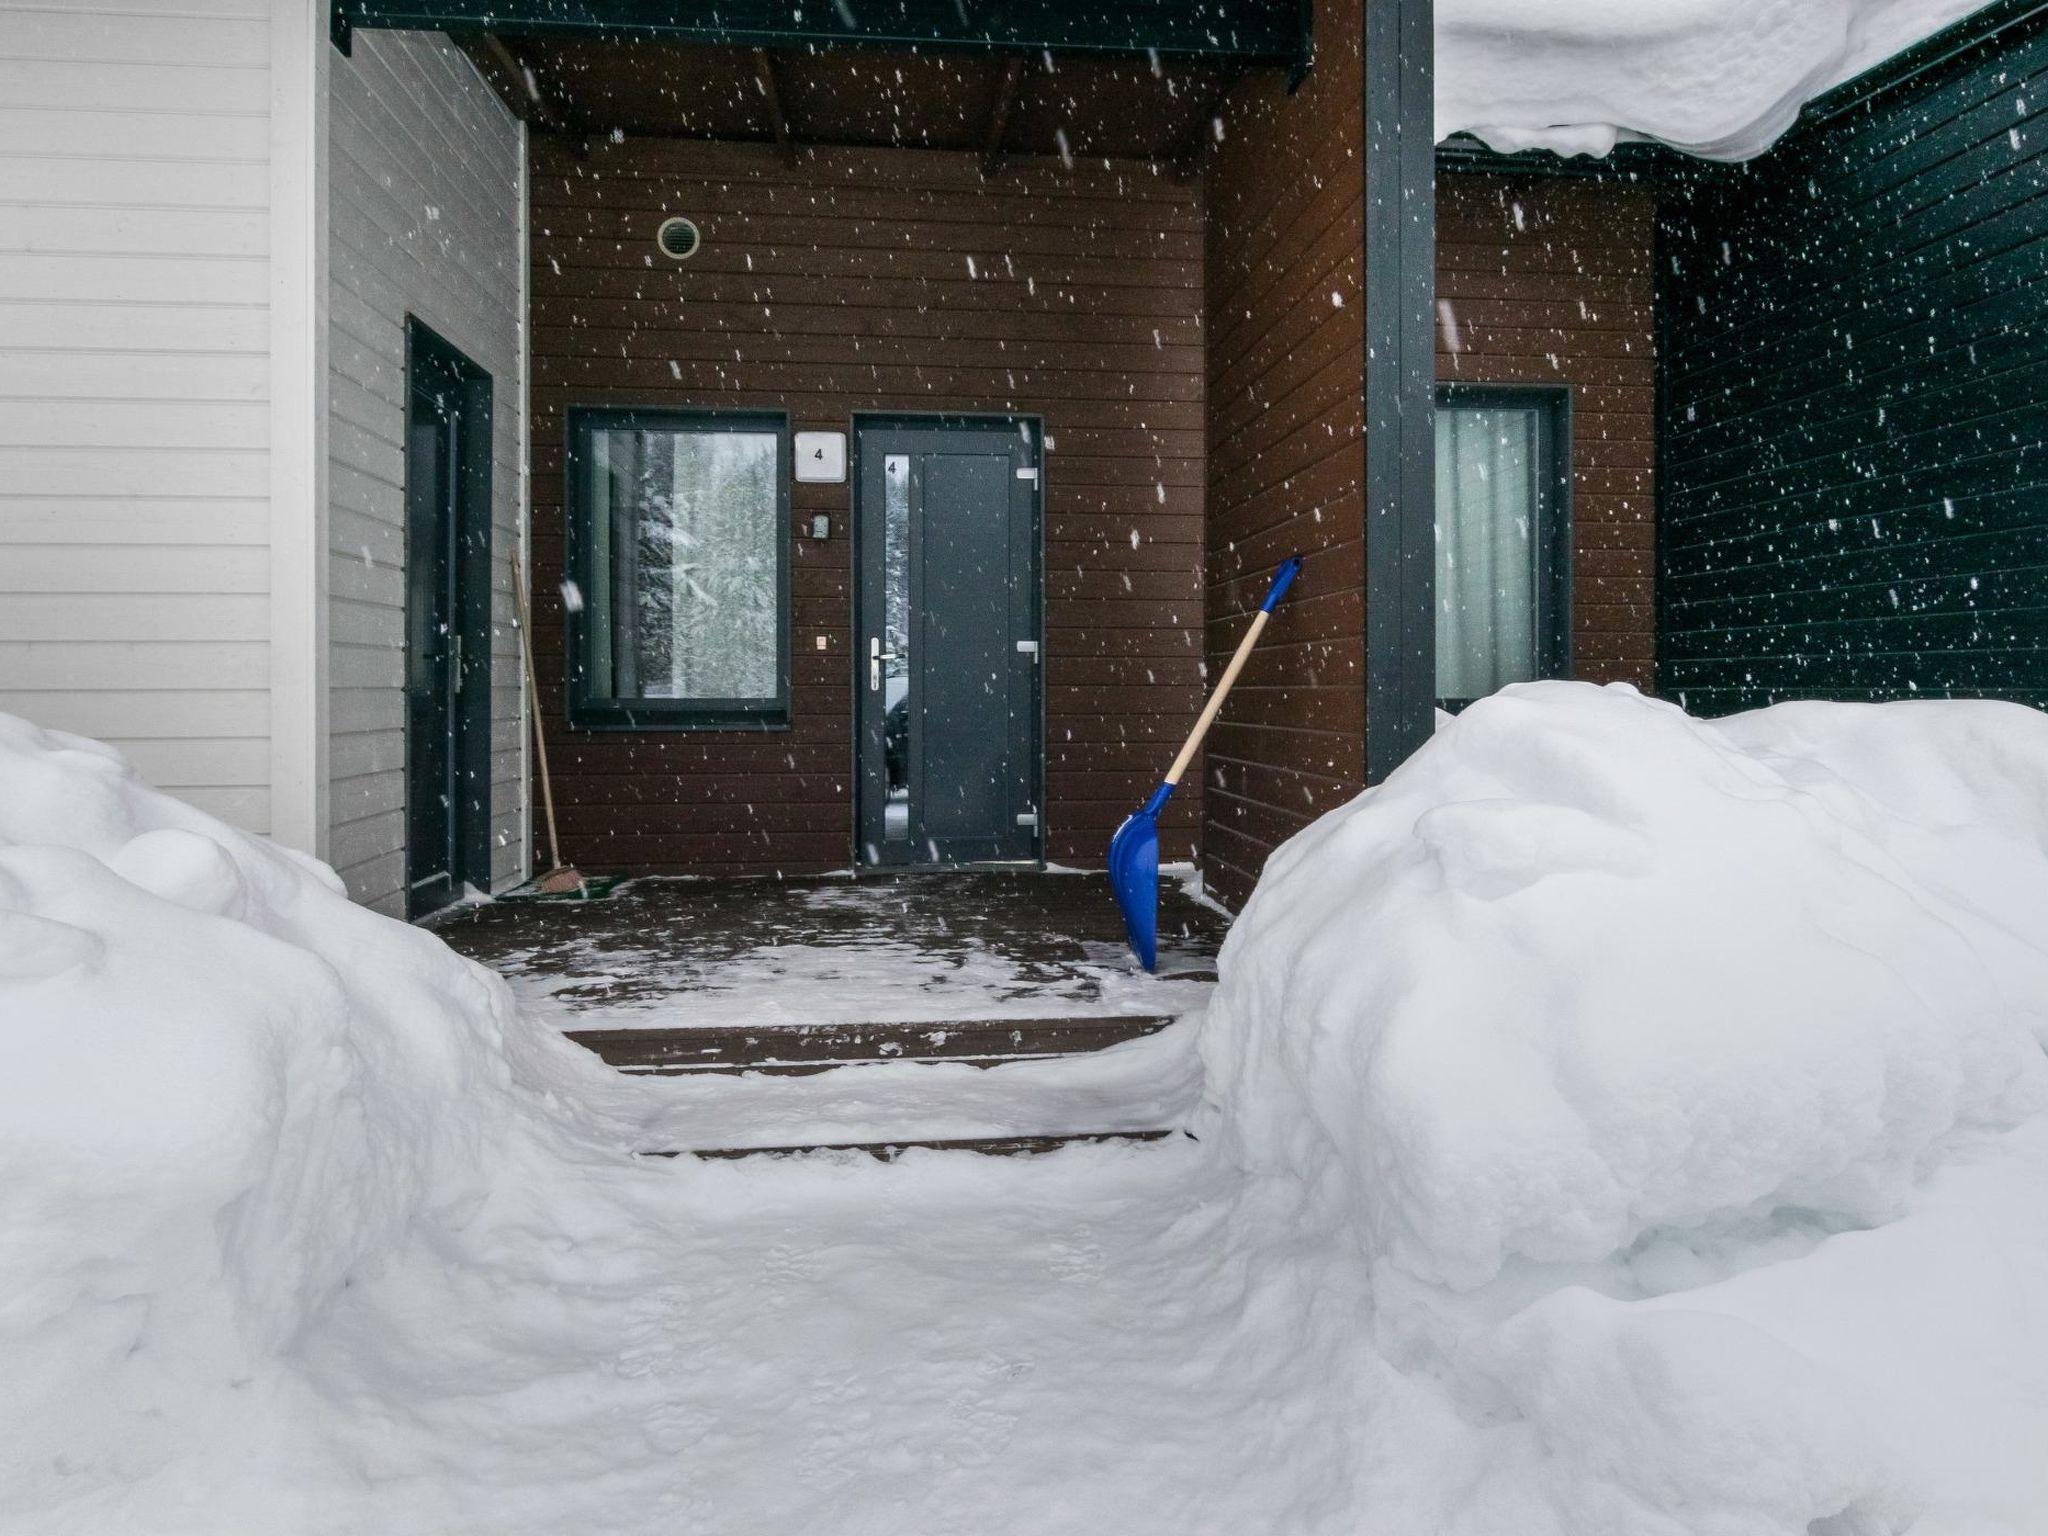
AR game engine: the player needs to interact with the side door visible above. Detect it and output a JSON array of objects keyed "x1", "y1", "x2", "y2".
[{"x1": 404, "y1": 319, "x2": 492, "y2": 916}]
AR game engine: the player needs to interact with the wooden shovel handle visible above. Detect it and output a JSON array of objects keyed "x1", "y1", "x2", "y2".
[{"x1": 1164, "y1": 606, "x2": 1273, "y2": 788}]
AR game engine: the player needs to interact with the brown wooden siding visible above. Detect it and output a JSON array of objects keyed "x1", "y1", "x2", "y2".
[
  {"x1": 1201, "y1": 0, "x2": 1368, "y2": 911},
  {"x1": 1438, "y1": 172, "x2": 1659, "y2": 692},
  {"x1": 1202, "y1": 114, "x2": 1658, "y2": 906},
  {"x1": 528, "y1": 138, "x2": 1205, "y2": 876}
]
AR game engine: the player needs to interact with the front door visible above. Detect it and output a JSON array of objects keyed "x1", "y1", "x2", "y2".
[
  {"x1": 855, "y1": 419, "x2": 1041, "y2": 866},
  {"x1": 404, "y1": 319, "x2": 493, "y2": 917}
]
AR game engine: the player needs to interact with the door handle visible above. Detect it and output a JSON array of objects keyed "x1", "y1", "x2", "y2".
[{"x1": 869, "y1": 636, "x2": 900, "y2": 692}]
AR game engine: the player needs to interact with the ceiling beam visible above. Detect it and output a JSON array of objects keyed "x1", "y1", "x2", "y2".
[
  {"x1": 453, "y1": 31, "x2": 582, "y2": 140},
  {"x1": 751, "y1": 48, "x2": 799, "y2": 166},
  {"x1": 333, "y1": 0, "x2": 1311, "y2": 70},
  {"x1": 1168, "y1": 72, "x2": 1239, "y2": 180},
  {"x1": 980, "y1": 56, "x2": 1028, "y2": 178}
]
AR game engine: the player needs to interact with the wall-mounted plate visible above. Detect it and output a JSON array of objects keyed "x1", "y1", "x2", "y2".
[{"x1": 794, "y1": 430, "x2": 847, "y2": 483}]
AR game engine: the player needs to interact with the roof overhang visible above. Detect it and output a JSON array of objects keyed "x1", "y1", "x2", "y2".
[{"x1": 330, "y1": 0, "x2": 1313, "y2": 70}]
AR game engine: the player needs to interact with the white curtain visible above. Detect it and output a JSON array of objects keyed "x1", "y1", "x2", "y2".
[{"x1": 1436, "y1": 406, "x2": 1539, "y2": 701}]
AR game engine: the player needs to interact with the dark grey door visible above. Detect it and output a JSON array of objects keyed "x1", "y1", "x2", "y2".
[
  {"x1": 856, "y1": 420, "x2": 1041, "y2": 866},
  {"x1": 404, "y1": 319, "x2": 493, "y2": 917}
]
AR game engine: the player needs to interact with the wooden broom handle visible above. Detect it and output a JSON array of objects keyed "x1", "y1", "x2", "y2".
[
  {"x1": 510, "y1": 551, "x2": 565, "y2": 872},
  {"x1": 1164, "y1": 605, "x2": 1274, "y2": 788}
]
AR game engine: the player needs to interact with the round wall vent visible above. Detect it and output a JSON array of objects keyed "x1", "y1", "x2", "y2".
[{"x1": 655, "y1": 216, "x2": 701, "y2": 262}]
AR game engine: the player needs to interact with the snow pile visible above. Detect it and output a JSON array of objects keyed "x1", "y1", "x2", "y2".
[
  {"x1": 1437, "y1": 0, "x2": 1989, "y2": 159},
  {"x1": 1203, "y1": 682, "x2": 2048, "y2": 1531},
  {"x1": 7, "y1": 688, "x2": 2048, "y2": 1533},
  {"x1": 0, "y1": 714, "x2": 587, "y2": 1518}
]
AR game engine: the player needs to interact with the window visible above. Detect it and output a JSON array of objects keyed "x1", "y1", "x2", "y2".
[
  {"x1": 1434, "y1": 386, "x2": 1571, "y2": 711},
  {"x1": 566, "y1": 408, "x2": 791, "y2": 729}
]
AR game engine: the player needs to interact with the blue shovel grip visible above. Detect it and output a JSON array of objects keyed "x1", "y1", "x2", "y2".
[{"x1": 1261, "y1": 556, "x2": 1303, "y2": 614}]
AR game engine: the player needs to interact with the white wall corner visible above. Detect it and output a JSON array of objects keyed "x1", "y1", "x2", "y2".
[{"x1": 268, "y1": 0, "x2": 332, "y2": 858}]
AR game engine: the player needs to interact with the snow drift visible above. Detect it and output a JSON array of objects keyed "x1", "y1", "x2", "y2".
[
  {"x1": 6, "y1": 686, "x2": 2048, "y2": 1533},
  {"x1": 1203, "y1": 682, "x2": 2048, "y2": 1531},
  {"x1": 0, "y1": 713, "x2": 594, "y2": 1517},
  {"x1": 1437, "y1": 0, "x2": 1990, "y2": 160}
]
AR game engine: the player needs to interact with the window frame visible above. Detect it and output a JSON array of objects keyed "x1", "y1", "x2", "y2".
[
  {"x1": 563, "y1": 405, "x2": 793, "y2": 732},
  {"x1": 1433, "y1": 383, "x2": 1574, "y2": 712}
]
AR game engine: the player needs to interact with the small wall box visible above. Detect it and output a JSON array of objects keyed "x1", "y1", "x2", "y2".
[{"x1": 794, "y1": 430, "x2": 847, "y2": 483}]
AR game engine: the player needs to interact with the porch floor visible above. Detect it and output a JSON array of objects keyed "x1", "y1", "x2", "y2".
[{"x1": 432, "y1": 869, "x2": 1229, "y2": 1079}]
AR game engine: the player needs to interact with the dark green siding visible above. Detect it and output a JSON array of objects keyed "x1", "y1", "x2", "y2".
[{"x1": 1657, "y1": 9, "x2": 2048, "y2": 714}]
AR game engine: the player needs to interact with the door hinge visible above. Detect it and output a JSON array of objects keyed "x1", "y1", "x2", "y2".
[
  {"x1": 1016, "y1": 811, "x2": 1039, "y2": 828},
  {"x1": 1015, "y1": 466, "x2": 1039, "y2": 484},
  {"x1": 1015, "y1": 639, "x2": 1040, "y2": 663}
]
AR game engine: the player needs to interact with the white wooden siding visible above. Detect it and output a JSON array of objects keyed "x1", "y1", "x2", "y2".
[
  {"x1": 0, "y1": 0, "x2": 276, "y2": 832},
  {"x1": 328, "y1": 30, "x2": 525, "y2": 912}
]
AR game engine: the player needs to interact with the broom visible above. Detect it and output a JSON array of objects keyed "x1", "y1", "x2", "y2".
[{"x1": 511, "y1": 549, "x2": 592, "y2": 896}]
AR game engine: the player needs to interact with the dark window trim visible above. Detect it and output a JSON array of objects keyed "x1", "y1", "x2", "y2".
[
  {"x1": 1433, "y1": 382, "x2": 1573, "y2": 712},
  {"x1": 563, "y1": 405, "x2": 793, "y2": 733}
]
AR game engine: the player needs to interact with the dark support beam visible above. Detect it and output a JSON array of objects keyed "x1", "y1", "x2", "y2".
[
  {"x1": 1285, "y1": 0, "x2": 1313, "y2": 90},
  {"x1": 451, "y1": 30, "x2": 597, "y2": 157},
  {"x1": 1363, "y1": 0, "x2": 1436, "y2": 783},
  {"x1": 1168, "y1": 72, "x2": 1239, "y2": 181},
  {"x1": 981, "y1": 55, "x2": 1028, "y2": 177},
  {"x1": 332, "y1": 0, "x2": 1312, "y2": 69},
  {"x1": 454, "y1": 32, "x2": 569, "y2": 133},
  {"x1": 751, "y1": 48, "x2": 799, "y2": 165}
]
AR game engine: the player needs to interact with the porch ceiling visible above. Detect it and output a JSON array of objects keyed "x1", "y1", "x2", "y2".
[
  {"x1": 334, "y1": 0, "x2": 1308, "y2": 65},
  {"x1": 500, "y1": 37, "x2": 1238, "y2": 163}
]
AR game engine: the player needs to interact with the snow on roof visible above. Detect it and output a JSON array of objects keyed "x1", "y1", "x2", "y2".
[{"x1": 1438, "y1": 0, "x2": 1996, "y2": 160}]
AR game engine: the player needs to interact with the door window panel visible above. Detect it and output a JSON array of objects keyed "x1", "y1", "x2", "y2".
[{"x1": 882, "y1": 452, "x2": 911, "y2": 843}]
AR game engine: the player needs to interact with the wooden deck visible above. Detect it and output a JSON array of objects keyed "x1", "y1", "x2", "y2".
[{"x1": 432, "y1": 871, "x2": 1228, "y2": 1153}]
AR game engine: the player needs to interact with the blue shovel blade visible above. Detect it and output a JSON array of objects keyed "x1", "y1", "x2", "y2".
[{"x1": 1108, "y1": 783, "x2": 1174, "y2": 970}]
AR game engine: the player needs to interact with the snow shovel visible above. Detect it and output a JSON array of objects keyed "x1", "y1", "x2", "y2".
[{"x1": 1109, "y1": 555, "x2": 1301, "y2": 970}]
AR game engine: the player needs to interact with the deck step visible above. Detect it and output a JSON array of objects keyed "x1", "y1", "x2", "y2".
[
  {"x1": 568, "y1": 1013, "x2": 1177, "y2": 1076},
  {"x1": 646, "y1": 1129, "x2": 1180, "y2": 1161}
]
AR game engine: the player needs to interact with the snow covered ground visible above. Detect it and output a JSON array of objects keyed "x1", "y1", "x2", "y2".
[{"x1": 5, "y1": 685, "x2": 2048, "y2": 1534}]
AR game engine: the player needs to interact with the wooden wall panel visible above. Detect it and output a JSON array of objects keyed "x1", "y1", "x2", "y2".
[
  {"x1": 1201, "y1": 0, "x2": 1367, "y2": 911},
  {"x1": 1437, "y1": 172, "x2": 1659, "y2": 693},
  {"x1": 1202, "y1": 80, "x2": 1659, "y2": 908},
  {"x1": 528, "y1": 137, "x2": 1204, "y2": 875}
]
